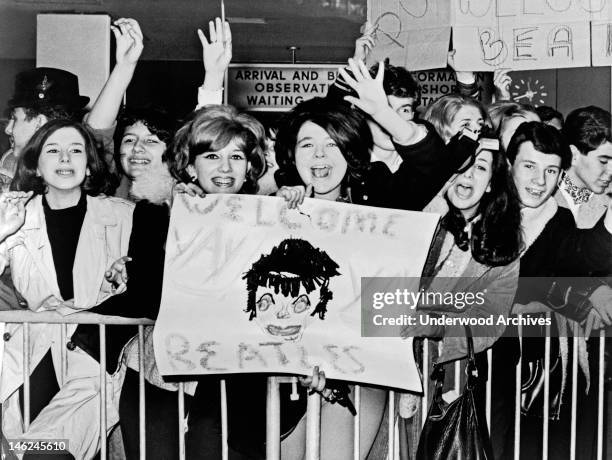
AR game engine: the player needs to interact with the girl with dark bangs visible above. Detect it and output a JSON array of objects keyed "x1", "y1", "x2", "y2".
[
  {"x1": 274, "y1": 61, "x2": 479, "y2": 212},
  {"x1": 441, "y1": 131, "x2": 523, "y2": 268},
  {"x1": 274, "y1": 97, "x2": 372, "y2": 204},
  {"x1": 396, "y1": 131, "x2": 522, "y2": 459},
  {"x1": 416, "y1": 131, "x2": 522, "y2": 349},
  {"x1": 113, "y1": 106, "x2": 178, "y2": 200},
  {"x1": 2, "y1": 119, "x2": 134, "y2": 459}
]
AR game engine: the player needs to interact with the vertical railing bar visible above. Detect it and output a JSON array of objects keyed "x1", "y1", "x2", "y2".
[
  {"x1": 99, "y1": 324, "x2": 107, "y2": 460},
  {"x1": 596, "y1": 331, "x2": 604, "y2": 460},
  {"x1": 266, "y1": 376, "x2": 281, "y2": 460},
  {"x1": 421, "y1": 339, "x2": 429, "y2": 428},
  {"x1": 60, "y1": 323, "x2": 67, "y2": 387},
  {"x1": 388, "y1": 390, "x2": 395, "y2": 460},
  {"x1": 486, "y1": 348, "x2": 492, "y2": 433},
  {"x1": 138, "y1": 325, "x2": 146, "y2": 460},
  {"x1": 23, "y1": 322, "x2": 31, "y2": 430},
  {"x1": 305, "y1": 388, "x2": 321, "y2": 460},
  {"x1": 454, "y1": 360, "x2": 460, "y2": 393},
  {"x1": 178, "y1": 382, "x2": 186, "y2": 460},
  {"x1": 570, "y1": 335, "x2": 578, "y2": 460},
  {"x1": 542, "y1": 315, "x2": 551, "y2": 460},
  {"x1": 514, "y1": 317, "x2": 522, "y2": 460},
  {"x1": 221, "y1": 379, "x2": 228, "y2": 460},
  {"x1": 353, "y1": 385, "x2": 360, "y2": 460}
]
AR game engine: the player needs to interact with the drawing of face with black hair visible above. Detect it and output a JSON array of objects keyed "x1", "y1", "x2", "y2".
[{"x1": 243, "y1": 238, "x2": 340, "y2": 342}]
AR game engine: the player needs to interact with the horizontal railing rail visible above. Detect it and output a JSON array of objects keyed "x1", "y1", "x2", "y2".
[{"x1": 0, "y1": 311, "x2": 607, "y2": 460}]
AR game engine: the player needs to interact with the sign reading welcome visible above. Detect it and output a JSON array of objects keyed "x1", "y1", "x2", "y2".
[
  {"x1": 227, "y1": 64, "x2": 339, "y2": 112},
  {"x1": 153, "y1": 194, "x2": 439, "y2": 390},
  {"x1": 366, "y1": 0, "x2": 612, "y2": 70}
]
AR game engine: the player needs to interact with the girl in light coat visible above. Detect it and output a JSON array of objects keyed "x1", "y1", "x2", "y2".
[{"x1": 1, "y1": 119, "x2": 133, "y2": 459}]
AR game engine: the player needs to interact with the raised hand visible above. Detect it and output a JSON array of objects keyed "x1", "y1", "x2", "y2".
[
  {"x1": 112, "y1": 18, "x2": 144, "y2": 67},
  {"x1": 198, "y1": 17, "x2": 232, "y2": 91},
  {"x1": 493, "y1": 68, "x2": 512, "y2": 101},
  {"x1": 0, "y1": 191, "x2": 32, "y2": 241},
  {"x1": 341, "y1": 58, "x2": 388, "y2": 117},
  {"x1": 353, "y1": 21, "x2": 376, "y2": 62},
  {"x1": 342, "y1": 58, "x2": 425, "y2": 145}
]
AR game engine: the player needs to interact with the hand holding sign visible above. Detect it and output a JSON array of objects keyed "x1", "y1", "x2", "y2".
[
  {"x1": 493, "y1": 68, "x2": 512, "y2": 101},
  {"x1": 299, "y1": 366, "x2": 356, "y2": 414},
  {"x1": 276, "y1": 184, "x2": 312, "y2": 209},
  {"x1": 298, "y1": 365, "x2": 326, "y2": 392},
  {"x1": 353, "y1": 21, "x2": 377, "y2": 62}
]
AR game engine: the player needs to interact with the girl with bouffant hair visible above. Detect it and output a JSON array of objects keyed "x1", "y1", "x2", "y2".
[
  {"x1": 80, "y1": 104, "x2": 270, "y2": 459},
  {"x1": 168, "y1": 104, "x2": 266, "y2": 194}
]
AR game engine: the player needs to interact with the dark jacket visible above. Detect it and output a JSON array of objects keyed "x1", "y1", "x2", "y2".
[
  {"x1": 71, "y1": 201, "x2": 169, "y2": 372},
  {"x1": 517, "y1": 207, "x2": 612, "y2": 322},
  {"x1": 276, "y1": 121, "x2": 478, "y2": 210}
]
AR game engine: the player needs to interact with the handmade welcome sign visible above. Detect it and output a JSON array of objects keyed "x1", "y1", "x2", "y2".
[
  {"x1": 366, "y1": 0, "x2": 612, "y2": 70},
  {"x1": 153, "y1": 194, "x2": 439, "y2": 391}
]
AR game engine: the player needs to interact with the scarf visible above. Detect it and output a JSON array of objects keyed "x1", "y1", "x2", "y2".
[{"x1": 559, "y1": 172, "x2": 593, "y2": 205}]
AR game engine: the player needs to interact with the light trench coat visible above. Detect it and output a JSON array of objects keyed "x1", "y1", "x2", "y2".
[{"x1": 0, "y1": 194, "x2": 133, "y2": 459}]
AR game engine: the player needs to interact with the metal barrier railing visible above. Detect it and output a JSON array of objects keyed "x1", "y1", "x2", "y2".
[{"x1": 0, "y1": 311, "x2": 608, "y2": 460}]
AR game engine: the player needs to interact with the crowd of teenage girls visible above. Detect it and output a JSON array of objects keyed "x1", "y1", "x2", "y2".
[{"x1": 0, "y1": 15, "x2": 610, "y2": 460}]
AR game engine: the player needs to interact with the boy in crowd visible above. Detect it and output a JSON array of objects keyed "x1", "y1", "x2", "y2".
[
  {"x1": 557, "y1": 106, "x2": 612, "y2": 227},
  {"x1": 490, "y1": 121, "x2": 611, "y2": 460},
  {"x1": 536, "y1": 105, "x2": 564, "y2": 131}
]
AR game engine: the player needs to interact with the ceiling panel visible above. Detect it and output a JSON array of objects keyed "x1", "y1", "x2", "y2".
[{"x1": 0, "y1": 0, "x2": 365, "y2": 62}]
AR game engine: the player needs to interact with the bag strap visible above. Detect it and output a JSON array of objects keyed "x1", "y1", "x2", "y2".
[
  {"x1": 464, "y1": 325, "x2": 478, "y2": 390},
  {"x1": 430, "y1": 325, "x2": 478, "y2": 388}
]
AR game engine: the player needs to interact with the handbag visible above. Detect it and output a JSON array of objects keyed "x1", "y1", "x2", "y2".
[
  {"x1": 416, "y1": 326, "x2": 493, "y2": 460},
  {"x1": 520, "y1": 335, "x2": 563, "y2": 420}
]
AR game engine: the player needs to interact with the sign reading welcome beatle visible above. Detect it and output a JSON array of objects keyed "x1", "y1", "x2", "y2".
[
  {"x1": 227, "y1": 64, "x2": 339, "y2": 111},
  {"x1": 153, "y1": 195, "x2": 439, "y2": 391},
  {"x1": 365, "y1": 0, "x2": 612, "y2": 71}
]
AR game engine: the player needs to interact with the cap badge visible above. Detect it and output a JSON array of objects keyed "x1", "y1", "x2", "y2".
[{"x1": 36, "y1": 75, "x2": 52, "y2": 99}]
